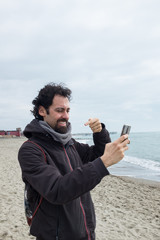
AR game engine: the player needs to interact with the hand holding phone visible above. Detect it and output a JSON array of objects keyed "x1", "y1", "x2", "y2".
[
  {"x1": 120, "y1": 125, "x2": 131, "y2": 143},
  {"x1": 101, "y1": 126, "x2": 130, "y2": 168}
]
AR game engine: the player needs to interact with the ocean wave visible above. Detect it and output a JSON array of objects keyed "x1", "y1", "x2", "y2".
[{"x1": 124, "y1": 156, "x2": 160, "y2": 172}]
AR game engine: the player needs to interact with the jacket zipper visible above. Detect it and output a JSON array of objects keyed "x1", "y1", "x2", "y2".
[
  {"x1": 56, "y1": 222, "x2": 59, "y2": 240},
  {"x1": 56, "y1": 204, "x2": 60, "y2": 240},
  {"x1": 62, "y1": 145, "x2": 91, "y2": 240}
]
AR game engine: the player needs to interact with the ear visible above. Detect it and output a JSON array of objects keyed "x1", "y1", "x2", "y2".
[{"x1": 38, "y1": 106, "x2": 47, "y2": 117}]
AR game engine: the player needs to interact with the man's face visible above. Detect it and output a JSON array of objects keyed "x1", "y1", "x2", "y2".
[{"x1": 39, "y1": 95, "x2": 70, "y2": 133}]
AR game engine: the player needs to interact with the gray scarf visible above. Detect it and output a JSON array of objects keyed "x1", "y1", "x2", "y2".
[{"x1": 39, "y1": 121, "x2": 72, "y2": 145}]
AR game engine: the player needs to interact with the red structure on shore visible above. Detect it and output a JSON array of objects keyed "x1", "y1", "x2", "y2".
[{"x1": 0, "y1": 128, "x2": 22, "y2": 137}]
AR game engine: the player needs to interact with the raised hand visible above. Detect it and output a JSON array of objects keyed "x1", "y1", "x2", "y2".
[
  {"x1": 101, "y1": 135, "x2": 130, "y2": 168},
  {"x1": 84, "y1": 118, "x2": 102, "y2": 133}
]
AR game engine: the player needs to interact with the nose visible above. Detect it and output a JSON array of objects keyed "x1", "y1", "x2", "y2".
[{"x1": 62, "y1": 111, "x2": 69, "y2": 120}]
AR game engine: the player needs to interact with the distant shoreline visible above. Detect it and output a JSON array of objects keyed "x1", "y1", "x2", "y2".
[{"x1": 72, "y1": 132, "x2": 117, "y2": 136}]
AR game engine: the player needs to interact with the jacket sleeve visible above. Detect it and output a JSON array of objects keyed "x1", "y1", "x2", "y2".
[
  {"x1": 18, "y1": 141, "x2": 109, "y2": 205},
  {"x1": 73, "y1": 123, "x2": 111, "y2": 163}
]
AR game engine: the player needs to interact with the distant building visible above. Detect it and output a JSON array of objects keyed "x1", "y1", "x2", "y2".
[{"x1": 0, "y1": 128, "x2": 22, "y2": 137}]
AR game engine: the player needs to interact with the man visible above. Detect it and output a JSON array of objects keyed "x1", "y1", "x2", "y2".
[{"x1": 18, "y1": 83, "x2": 129, "y2": 240}]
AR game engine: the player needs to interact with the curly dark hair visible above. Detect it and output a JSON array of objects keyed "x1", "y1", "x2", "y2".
[{"x1": 31, "y1": 83, "x2": 72, "y2": 120}]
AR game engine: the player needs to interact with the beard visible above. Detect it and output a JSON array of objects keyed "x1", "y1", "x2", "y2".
[{"x1": 54, "y1": 119, "x2": 69, "y2": 134}]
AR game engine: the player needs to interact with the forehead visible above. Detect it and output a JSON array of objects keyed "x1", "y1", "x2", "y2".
[{"x1": 52, "y1": 95, "x2": 70, "y2": 108}]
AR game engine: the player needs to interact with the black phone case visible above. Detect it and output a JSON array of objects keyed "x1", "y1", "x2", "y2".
[{"x1": 121, "y1": 125, "x2": 131, "y2": 136}]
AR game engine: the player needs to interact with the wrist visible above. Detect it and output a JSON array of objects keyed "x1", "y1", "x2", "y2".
[{"x1": 100, "y1": 155, "x2": 110, "y2": 168}]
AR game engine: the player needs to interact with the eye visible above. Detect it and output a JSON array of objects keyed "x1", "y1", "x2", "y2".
[
  {"x1": 56, "y1": 108, "x2": 64, "y2": 113},
  {"x1": 55, "y1": 108, "x2": 70, "y2": 113}
]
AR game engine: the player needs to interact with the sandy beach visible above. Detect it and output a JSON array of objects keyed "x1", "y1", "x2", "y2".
[{"x1": 0, "y1": 137, "x2": 160, "y2": 240}]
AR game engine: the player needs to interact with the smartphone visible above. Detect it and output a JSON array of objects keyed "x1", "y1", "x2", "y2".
[{"x1": 120, "y1": 125, "x2": 131, "y2": 136}]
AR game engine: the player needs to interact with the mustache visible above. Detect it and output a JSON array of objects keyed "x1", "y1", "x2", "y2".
[{"x1": 57, "y1": 119, "x2": 68, "y2": 123}]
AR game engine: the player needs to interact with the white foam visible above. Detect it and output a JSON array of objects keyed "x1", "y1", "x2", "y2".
[{"x1": 124, "y1": 156, "x2": 160, "y2": 172}]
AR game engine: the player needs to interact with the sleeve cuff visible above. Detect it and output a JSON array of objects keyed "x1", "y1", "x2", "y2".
[{"x1": 92, "y1": 157, "x2": 110, "y2": 179}]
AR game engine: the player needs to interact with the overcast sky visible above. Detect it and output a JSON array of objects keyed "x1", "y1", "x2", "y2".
[{"x1": 0, "y1": 0, "x2": 160, "y2": 133}]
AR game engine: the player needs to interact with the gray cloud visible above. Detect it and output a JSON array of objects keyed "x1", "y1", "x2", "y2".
[{"x1": 0, "y1": 0, "x2": 160, "y2": 133}]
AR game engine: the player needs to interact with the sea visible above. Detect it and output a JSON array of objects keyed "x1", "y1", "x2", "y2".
[{"x1": 73, "y1": 132, "x2": 160, "y2": 182}]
